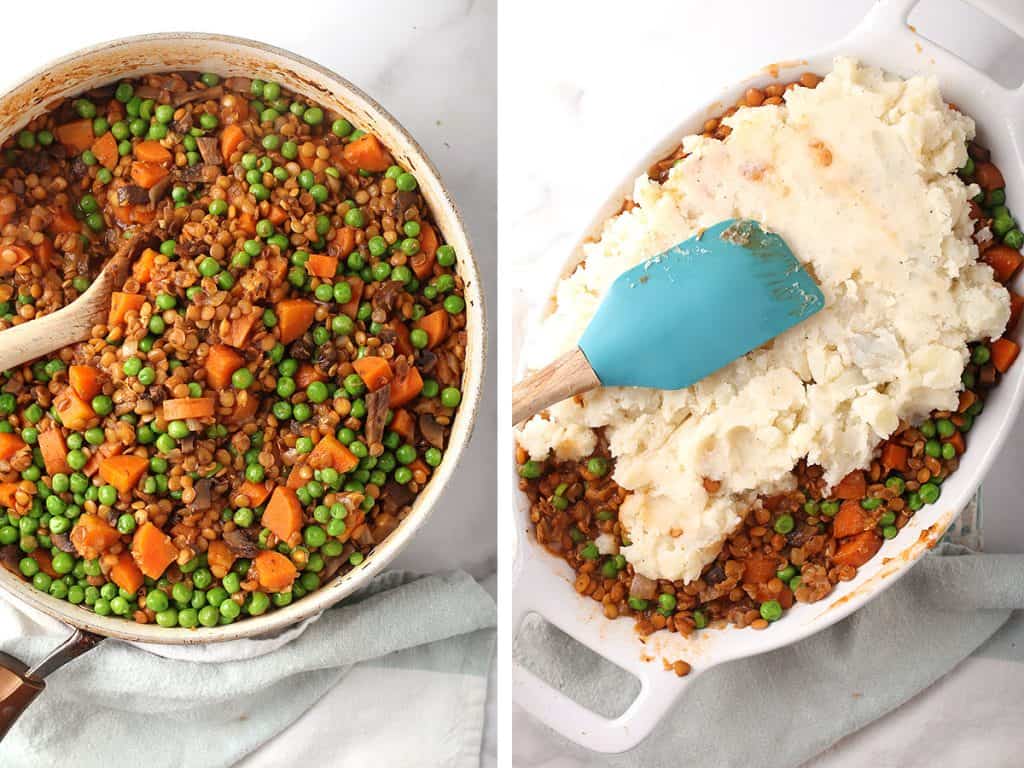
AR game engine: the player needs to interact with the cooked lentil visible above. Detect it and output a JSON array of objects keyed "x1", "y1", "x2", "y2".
[
  {"x1": 518, "y1": 73, "x2": 1022, "y2": 650},
  {"x1": 0, "y1": 72, "x2": 468, "y2": 627}
]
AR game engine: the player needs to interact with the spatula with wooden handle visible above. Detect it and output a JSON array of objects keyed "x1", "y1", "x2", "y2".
[
  {"x1": 0, "y1": 233, "x2": 151, "y2": 374},
  {"x1": 512, "y1": 219, "x2": 825, "y2": 425}
]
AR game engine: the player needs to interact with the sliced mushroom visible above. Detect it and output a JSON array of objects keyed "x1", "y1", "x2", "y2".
[
  {"x1": 173, "y1": 85, "x2": 223, "y2": 107},
  {"x1": 148, "y1": 174, "x2": 173, "y2": 207},
  {"x1": 415, "y1": 348, "x2": 438, "y2": 375},
  {"x1": 383, "y1": 481, "x2": 415, "y2": 509},
  {"x1": 418, "y1": 412, "x2": 444, "y2": 449},
  {"x1": 364, "y1": 384, "x2": 391, "y2": 446},
  {"x1": 133, "y1": 85, "x2": 162, "y2": 100},
  {"x1": 170, "y1": 111, "x2": 194, "y2": 135},
  {"x1": 371, "y1": 280, "x2": 404, "y2": 314},
  {"x1": 0, "y1": 544, "x2": 20, "y2": 573},
  {"x1": 117, "y1": 185, "x2": 151, "y2": 206},
  {"x1": 190, "y1": 478, "x2": 212, "y2": 511},
  {"x1": 196, "y1": 136, "x2": 222, "y2": 166},
  {"x1": 174, "y1": 164, "x2": 221, "y2": 184},
  {"x1": 223, "y1": 527, "x2": 260, "y2": 558},
  {"x1": 51, "y1": 531, "x2": 77, "y2": 554},
  {"x1": 629, "y1": 573, "x2": 658, "y2": 600}
]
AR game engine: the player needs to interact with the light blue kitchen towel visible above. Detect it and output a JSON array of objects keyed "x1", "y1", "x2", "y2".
[
  {"x1": 515, "y1": 545, "x2": 1024, "y2": 768},
  {"x1": 0, "y1": 569, "x2": 496, "y2": 768}
]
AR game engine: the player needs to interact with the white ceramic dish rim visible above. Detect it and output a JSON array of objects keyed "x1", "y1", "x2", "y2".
[
  {"x1": 511, "y1": 0, "x2": 1024, "y2": 753},
  {"x1": 0, "y1": 33, "x2": 487, "y2": 644}
]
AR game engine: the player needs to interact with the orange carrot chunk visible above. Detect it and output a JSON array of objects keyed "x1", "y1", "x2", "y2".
[
  {"x1": 410, "y1": 224, "x2": 438, "y2": 279},
  {"x1": 833, "y1": 500, "x2": 871, "y2": 539},
  {"x1": 0, "y1": 432, "x2": 27, "y2": 461},
  {"x1": 306, "y1": 253, "x2": 338, "y2": 278},
  {"x1": 70, "y1": 513, "x2": 122, "y2": 558},
  {"x1": 742, "y1": 554, "x2": 778, "y2": 585},
  {"x1": 205, "y1": 344, "x2": 245, "y2": 389},
  {"x1": 276, "y1": 298, "x2": 316, "y2": 344},
  {"x1": 833, "y1": 470, "x2": 866, "y2": 500},
  {"x1": 0, "y1": 244, "x2": 34, "y2": 275},
  {"x1": 0, "y1": 482, "x2": 19, "y2": 507},
  {"x1": 108, "y1": 292, "x2": 145, "y2": 325},
  {"x1": 332, "y1": 227, "x2": 356, "y2": 257},
  {"x1": 91, "y1": 131, "x2": 119, "y2": 171},
  {"x1": 162, "y1": 397, "x2": 216, "y2": 421},
  {"x1": 130, "y1": 161, "x2": 169, "y2": 189},
  {"x1": 832, "y1": 531, "x2": 883, "y2": 568},
  {"x1": 254, "y1": 550, "x2": 298, "y2": 592},
  {"x1": 341, "y1": 134, "x2": 393, "y2": 172},
  {"x1": 133, "y1": 248, "x2": 159, "y2": 284},
  {"x1": 131, "y1": 522, "x2": 178, "y2": 579},
  {"x1": 391, "y1": 409, "x2": 415, "y2": 445},
  {"x1": 341, "y1": 277, "x2": 364, "y2": 318},
  {"x1": 110, "y1": 553, "x2": 144, "y2": 594},
  {"x1": 206, "y1": 540, "x2": 237, "y2": 579},
  {"x1": 1009, "y1": 292, "x2": 1024, "y2": 332},
  {"x1": 352, "y1": 356, "x2": 394, "y2": 391},
  {"x1": 99, "y1": 454, "x2": 148, "y2": 496},
  {"x1": 389, "y1": 365, "x2": 424, "y2": 408},
  {"x1": 222, "y1": 312, "x2": 260, "y2": 349},
  {"x1": 220, "y1": 123, "x2": 246, "y2": 161},
  {"x1": 982, "y1": 245, "x2": 1023, "y2": 284},
  {"x1": 237, "y1": 480, "x2": 273, "y2": 507},
  {"x1": 880, "y1": 442, "x2": 908, "y2": 474},
  {"x1": 69, "y1": 364, "x2": 102, "y2": 401},
  {"x1": 54, "y1": 388, "x2": 96, "y2": 431},
  {"x1": 991, "y1": 337, "x2": 1020, "y2": 373},
  {"x1": 309, "y1": 435, "x2": 359, "y2": 474},
  {"x1": 38, "y1": 429, "x2": 71, "y2": 476},
  {"x1": 54, "y1": 120, "x2": 95, "y2": 153},
  {"x1": 417, "y1": 309, "x2": 449, "y2": 349},
  {"x1": 134, "y1": 140, "x2": 172, "y2": 164},
  {"x1": 263, "y1": 486, "x2": 304, "y2": 542}
]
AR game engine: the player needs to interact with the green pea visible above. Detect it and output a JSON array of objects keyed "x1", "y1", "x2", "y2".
[
  {"x1": 860, "y1": 496, "x2": 882, "y2": 510},
  {"x1": 156, "y1": 433, "x2": 176, "y2": 453},
  {"x1": 972, "y1": 345, "x2": 991, "y2": 365},
  {"x1": 444, "y1": 295, "x2": 466, "y2": 314},
  {"x1": 344, "y1": 208, "x2": 365, "y2": 228},
  {"x1": 885, "y1": 476, "x2": 905, "y2": 495},
  {"x1": 586, "y1": 457, "x2": 608, "y2": 477},
  {"x1": 331, "y1": 118, "x2": 353, "y2": 137},
  {"x1": 658, "y1": 593, "x2": 677, "y2": 613},
  {"x1": 396, "y1": 173, "x2": 418, "y2": 192},
  {"x1": 773, "y1": 514, "x2": 795, "y2": 534},
  {"x1": 440, "y1": 387, "x2": 461, "y2": 408},
  {"x1": 760, "y1": 599, "x2": 783, "y2": 622},
  {"x1": 518, "y1": 460, "x2": 542, "y2": 479},
  {"x1": 231, "y1": 368, "x2": 254, "y2": 389},
  {"x1": 919, "y1": 483, "x2": 940, "y2": 504},
  {"x1": 436, "y1": 244, "x2": 456, "y2": 267},
  {"x1": 925, "y1": 439, "x2": 942, "y2": 458}
]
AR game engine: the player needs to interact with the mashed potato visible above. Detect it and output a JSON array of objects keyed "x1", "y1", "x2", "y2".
[{"x1": 516, "y1": 58, "x2": 1009, "y2": 582}]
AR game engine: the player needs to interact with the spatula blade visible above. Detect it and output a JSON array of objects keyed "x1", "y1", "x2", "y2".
[{"x1": 578, "y1": 218, "x2": 824, "y2": 390}]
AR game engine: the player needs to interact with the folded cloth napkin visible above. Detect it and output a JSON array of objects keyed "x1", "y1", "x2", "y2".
[
  {"x1": 0, "y1": 569, "x2": 496, "y2": 768},
  {"x1": 514, "y1": 545, "x2": 1024, "y2": 768}
]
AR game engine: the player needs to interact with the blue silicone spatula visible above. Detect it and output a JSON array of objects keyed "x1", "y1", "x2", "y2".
[{"x1": 512, "y1": 219, "x2": 825, "y2": 424}]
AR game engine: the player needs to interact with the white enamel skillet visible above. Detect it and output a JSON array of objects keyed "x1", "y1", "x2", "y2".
[{"x1": 511, "y1": 0, "x2": 1024, "y2": 753}]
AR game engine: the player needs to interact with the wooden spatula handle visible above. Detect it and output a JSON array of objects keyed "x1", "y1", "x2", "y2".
[
  {"x1": 512, "y1": 347, "x2": 601, "y2": 425},
  {"x1": 0, "y1": 304, "x2": 95, "y2": 375}
]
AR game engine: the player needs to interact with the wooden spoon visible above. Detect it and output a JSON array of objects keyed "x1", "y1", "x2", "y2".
[{"x1": 0, "y1": 233, "x2": 150, "y2": 374}]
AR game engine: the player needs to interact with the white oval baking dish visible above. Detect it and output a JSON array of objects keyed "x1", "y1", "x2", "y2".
[{"x1": 511, "y1": 0, "x2": 1024, "y2": 752}]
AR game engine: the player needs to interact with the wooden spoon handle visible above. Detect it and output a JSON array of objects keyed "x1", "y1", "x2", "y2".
[
  {"x1": 0, "y1": 302, "x2": 95, "y2": 374},
  {"x1": 512, "y1": 347, "x2": 601, "y2": 425}
]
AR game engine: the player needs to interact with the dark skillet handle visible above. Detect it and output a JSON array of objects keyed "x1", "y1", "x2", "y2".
[{"x1": 0, "y1": 628, "x2": 102, "y2": 740}]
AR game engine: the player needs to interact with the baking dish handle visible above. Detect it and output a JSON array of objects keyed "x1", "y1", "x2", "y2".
[
  {"x1": 847, "y1": 0, "x2": 1024, "y2": 111},
  {"x1": 510, "y1": 566, "x2": 697, "y2": 753}
]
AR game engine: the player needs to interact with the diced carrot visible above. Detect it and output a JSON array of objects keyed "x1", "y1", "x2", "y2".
[
  {"x1": 133, "y1": 248, "x2": 159, "y2": 284},
  {"x1": 38, "y1": 429, "x2": 71, "y2": 476},
  {"x1": 0, "y1": 244, "x2": 33, "y2": 275},
  {"x1": 54, "y1": 388, "x2": 95, "y2": 431},
  {"x1": 947, "y1": 430, "x2": 966, "y2": 455},
  {"x1": 0, "y1": 432, "x2": 27, "y2": 461},
  {"x1": 99, "y1": 454, "x2": 148, "y2": 496},
  {"x1": 991, "y1": 337, "x2": 1019, "y2": 373},
  {"x1": 353, "y1": 356, "x2": 394, "y2": 391},
  {"x1": 880, "y1": 442, "x2": 908, "y2": 474},
  {"x1": 134, "y1": 140, "x2": 172, "y2": 165},
  {"x1": 84, "y1": 442, "x2": 122, "y2": 478},
  {"x1": 295, "y1": 364, "x2": 325, "y2": 389},
  {"x1": 389, "y1": 319, "x2": 413, "y2": 356},
  {"x1": 262, "y1": 486, "x2": 303, "y2": 541},
  {"x1": 341, "y1": 276, "x2": 364, "y2": 318},
  {"x1": 0, "y1": 482, "x2": 19, "y2": 507},
  {"x1": 224, "y1": 312, "x2": 260, "y2": 349},
  {"x1": 982, "y1": 245, "x2": 1023, "y2": 284},
  {"x1": 162, "y1": 397, "x2": 216, "y2": 421},
  {"x1": 742, "y1": 554, "x2": 778, "y2": 585},
  {"x1": 306, "y1": 254, "x2": 338, "y2": 278},
  {"x1": 236, "y1": 210, "x2": 257, "y2": 236},
  {"x1": 332, "y1": 226, "x2": 356, "y2": 257},
  {"x1": 254, "y1": 550, "x2": 298, "y2": 592},
  {"x1": 389, "y1": 365, "x2": 423, "y2": 408},
  {"x1": 220, "y1": 123, "x2": 246, "y2": 162},
  {"x1": 237, "y1": 480, "x2": 273, "y2": 507},
  {"x1": 1009, "y1": 292, "x2": 1024, "y2": 332},
  {"x1": 110, "y1": 552, "x2": 144, "y2": 594},
  {"x1": 206, "y1": 540, "x2": 236, "y2": 579},
  {"x1": 391, "y1": 409, "x2": 415, "y2": 445},
  {"x1": 973, "y1": 162, "x2": 1004, "y2": 192},
  {"x1": 408, "y1": 458, "x2": 430, "y2": 480},
  {"x1": 833, "y1": 470, "x2": 866, "y2": 500},
  {"x1": 48, "y1": 207, "x2": 80, "y2": 235},
  {"x1": 309, "y1": 435, "x2": 359, "y2": 474},
  {"x1": 958, "y1": 390, "x2": 977, "y2": 413},
  {"x1": 833, "y1": 500, "x2": 871, "y2": 539},
  {"x1": 227, "y1": 390, "x2": 260, "y2": 425},
  {"x1": 130, "y1": 161, "x2": 169, "y2": 189},
  {"x1": 35, "y1": 237, "x2": 55, "y2": 266},
  {"x1": 341, "y1": 134, "x2": 393, "y2": 172},
  {"x1": 91, "y1": 131, "x2": 119, "y2": 170},
  {"x1": 108, "y1": 292, "x2": 145, "y2": 325},
  {"x1": 54, "y1": 119, "x2": 94, "y2": 153},
  {"x1": 29, "y1": 549, "x2": 57, "y2": 579},
  {"x1": 276, "y1": 298, "x2": 316, "y2": 344},
  {"x1": 832, "y1": 530, "x2": 883, "y2": 568},
  {"x1": 417, "y1": 310, "x2": 449, "y2": 349},
  {"x1": 410, "y1": 224, "x2": 438, "y2": 279},
  {"x1": 69, "y1": 365, "x2": 102, "y2": 402},
  {"x1": 131, "y1": 522, "x2": 178, "y2": 579},
  {"x1": 267, "y1": 205, "x2": 289, "y2": 226},
  {"x1": 70, "y1": 513, "x2": 122, "y2": 558},
  {"x1": 205, "y1": 344, "x2": 245, "y2": 389}
]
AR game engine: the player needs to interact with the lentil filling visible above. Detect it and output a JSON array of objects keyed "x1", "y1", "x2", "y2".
[
  {"x1": 0, "y1": 72, "x2": 468, "y2": 628},
  {"x1": 517, "y1": 74, "x2": 1023, "y2": 664}
]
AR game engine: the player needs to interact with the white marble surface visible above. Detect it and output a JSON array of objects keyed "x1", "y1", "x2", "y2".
[
  {"x1": 0, "y1": 0, "x2": 497, "y2": 765},
  {"x1": 503, "y1": 0, "x2": 1024, "y2": 765}
]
